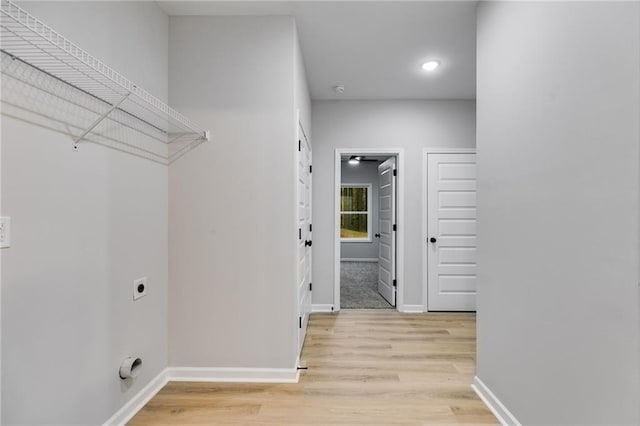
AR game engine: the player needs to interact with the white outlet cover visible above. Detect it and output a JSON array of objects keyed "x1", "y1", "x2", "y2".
[
  {"x1": 0, "y1": 216, "x2": 10, "y2": 249},
  {"x1": 133, "y1": 277, "x2": 147, "y2": 300}
]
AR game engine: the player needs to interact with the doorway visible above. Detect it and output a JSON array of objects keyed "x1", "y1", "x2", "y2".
[{"x1": 334, "y1": 148, "x2": 405, "y2": 311}]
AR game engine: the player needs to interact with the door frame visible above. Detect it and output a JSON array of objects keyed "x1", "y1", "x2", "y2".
[
  {"x1": 422, "y1": 148, "x2": 476, "y2": 311},
  {"x1": 334, "y1": 148, "x2": 405, "y2": 312}
]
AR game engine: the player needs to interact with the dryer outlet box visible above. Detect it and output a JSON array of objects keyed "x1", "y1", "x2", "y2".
[{"x1": 133, "y1": 277, "x2": 147, "y2": 300}]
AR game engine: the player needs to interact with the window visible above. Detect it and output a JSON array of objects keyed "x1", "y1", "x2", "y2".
[{"x1": 340, "y1": 184, "x2": 371, "y2": 242}]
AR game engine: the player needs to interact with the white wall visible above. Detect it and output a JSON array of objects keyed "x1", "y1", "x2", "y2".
[
  {"x1": 295, "y1": 23, "x2": 311, "y2": 138},
  {"x1": 0, "y1": 25, "x2": 3, "y2": 423},
  {"x1": 476, "y1": 2, "x2": 640, "y2": 424},
  {"x1": 168, "y1": 16, "x2": 302, "y2": 369},
  {"x1": 312, "y1": 100, "x2": 475, "y2": 308},
  {"x1": 341, "y1": 161, "x2": 380, "y2": 260},
  {"x1": 1, "y1": 2, "x2": 169, "y2": 424}
]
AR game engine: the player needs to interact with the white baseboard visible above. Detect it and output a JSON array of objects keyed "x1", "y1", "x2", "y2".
[
  {"x1": 168, "y1": 367, "x2": 300, "y2": 383},
  {"x1": 103, "y1": 368, "x2": 169, "y2": 426},
  {"x1": 340, "y1": 258, "x2": 378, "y2": 262},
  {"x1": 400, "y1": 304, "x2": 424, "y2": 313},
  {"x1": 312, "y1": 304, "x2": 335, "y2": 313},
  {"x1": 472, "y1": 376, "x2": 521, "y2": 426},
  {"x1": 103, "y1": 366, "x2": 299, "y2": 424}
]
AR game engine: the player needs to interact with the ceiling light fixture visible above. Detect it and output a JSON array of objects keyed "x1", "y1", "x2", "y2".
[
  {"x1": 421, "y1": 60, "x2": 440, "y2": 72},
  {"x1": 348, "y1": 155, "x2": 361, "y2": 165}
]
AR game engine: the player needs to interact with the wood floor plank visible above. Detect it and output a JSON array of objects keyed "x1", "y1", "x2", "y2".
[{"x1": 128, "y1": 310, "x2": 497, "y2": 425}]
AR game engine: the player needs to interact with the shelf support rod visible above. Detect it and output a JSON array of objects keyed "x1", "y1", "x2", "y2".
[{"x1": 73, "y1": 92, "x2": 131, "y2": 151}]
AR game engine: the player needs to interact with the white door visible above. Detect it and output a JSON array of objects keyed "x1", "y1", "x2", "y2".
[
  {"x1": 297, "y1": 126, "x2": 312, "y2": 355},
  {"x1": 378, "y1": 157, "x2": 396, "y2": 306},
  {"x1": 427, "y1": 152, "x2": 477, "y2": 311}
]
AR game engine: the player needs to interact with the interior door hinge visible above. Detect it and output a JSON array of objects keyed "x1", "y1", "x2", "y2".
[
  {"x1": 299, "y1": 228, "x2": 302, "y2": 240},
  {"x1": 299, "y1": 316, "x2": 302, "y2": 328},
  {"x1": 309, "y1": 165, "x2": 312, "y2": 174},
  {"x1": 309, "y1": 223, "x2": 312, "y2": 232},
  {"x1": 393, "y1": 169, "x2": 397, "y2": 177},
  {"x1": 393, "y1": 224, "x2": 397, "y2": 231},
  {"x1": 298, "y1": 140, "x2": 301, "y2": 151},
  {"x1": 393, "y1": 279, "x2": 397, "y2": 287},
  {"x1": 309, "y1": 282, "x2": 312, "y2": 291}
]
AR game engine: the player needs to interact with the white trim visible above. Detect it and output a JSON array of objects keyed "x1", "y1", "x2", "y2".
[
  {"x1": 400, "y1": 304, "x2": 424, "y2": 313},
  {"x1": 421, "y1": 148, "x2": 476, "y2": 312},
  {"x1": 340, "y1": 183, "x2": 372, "y2": 242},
  {"x1": 334, "y1": 150, "x2": 341, "y2": 310},
  {"x1": 312, "y1": 304, "x2": 335, "y2": 313},
  {"x1": 168, "y1": 367, "x2": 300, "y2": 383},
  {"x1": 102, "y1": 365, "x2": 301, "y2": 424},
  {"x1": 472, "y1": 376, "x2": 521, "y2": 426},
  {"x1": 334, "y1": 148, "x2": 405, "y2": 312},
  {"x1": 102, "y1": 368, "x2": 169, "y2": 426},
  {"x1": 340, "y1": 258, "x2": 378, "y2": 263}
]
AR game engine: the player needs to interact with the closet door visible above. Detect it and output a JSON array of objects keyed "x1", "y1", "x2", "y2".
[
  {"x1": 297, "y1": 125, "x2": 312, "y2": 356},
  {"x1": 427, "y1": 152, "x2": 477, "y2": 311}
]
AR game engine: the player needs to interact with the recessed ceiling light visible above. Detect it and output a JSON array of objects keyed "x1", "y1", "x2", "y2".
[{"x1": 421, "y1": 60, "x2": 440, "y2": 72}]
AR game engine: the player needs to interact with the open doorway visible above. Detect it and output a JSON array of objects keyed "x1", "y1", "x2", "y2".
[{"x1": 334, "y1": 149, "x2": 405, "y2": 311}]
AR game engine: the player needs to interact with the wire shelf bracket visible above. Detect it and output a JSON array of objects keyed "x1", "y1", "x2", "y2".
[
  {"x1": 0, "y1": 0, "x2": 210, "y2": 164},
  {"x1": 72, "y1": 92, "x2": 131, "y2": 151}
]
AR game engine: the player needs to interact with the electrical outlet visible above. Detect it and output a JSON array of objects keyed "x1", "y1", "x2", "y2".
[
  {"x1": 0, "y1": 217, "x2": 10, "y2": 249},
  {"x1": 133, "y1": 277, "x2": 147, "y2": 300}
]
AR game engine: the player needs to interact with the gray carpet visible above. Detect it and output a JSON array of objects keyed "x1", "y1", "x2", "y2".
[{"x1": 340, "y1": 261, "x2": 393, "y2": 309}]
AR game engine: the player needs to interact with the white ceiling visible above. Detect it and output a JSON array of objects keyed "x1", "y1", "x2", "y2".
[{"x1": 158, "y1": 1, "x2": 477, "y2": 100}]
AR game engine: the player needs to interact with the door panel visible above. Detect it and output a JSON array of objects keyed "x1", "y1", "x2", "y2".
[
  {"x1": 438, "y1": 163, "x2": 476, "y2": 180},
  {"x1": 378, "y1": 157, "x2": 396, "y2": 306},
  {"x1": 439, "y1": 191, "x2": 476, "y2": 208},
  {"x1": 439, "y1": 247, "x2": 476, "y2": 264},
  {"x1": 379, "y1": 244, "x2": 391, "y2": 261},
  {"x1": 427, "y1": 153, "x2": 477, "y2": 311},
  {"x1": 439, "y1": 275, "x2": 476, "y2": 292},
  {"x1": 439, "y1": 219, "x2": 476, "y2": 236},
  {"x1": 297, "y1": 127, "x2": 312, "y2": 356}
]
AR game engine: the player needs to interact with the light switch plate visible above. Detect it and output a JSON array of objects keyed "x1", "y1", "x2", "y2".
[
  {"x1": 0, "y1": 217, "x2": 10, "y2": 248},
  {"x1": 133, "y1": 277, "x2": 147, "y2": 300}
]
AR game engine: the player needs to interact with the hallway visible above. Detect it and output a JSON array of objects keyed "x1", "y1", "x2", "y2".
[{"x1": 130, "y1": 311, "x2": 497, "y2": 425}]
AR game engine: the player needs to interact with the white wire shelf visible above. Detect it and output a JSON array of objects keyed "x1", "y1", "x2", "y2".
[{"x1": 0, "y1": 0, "x2": 209, "y2": 164}]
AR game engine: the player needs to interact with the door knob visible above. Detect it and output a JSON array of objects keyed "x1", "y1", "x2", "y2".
[
  {"x1": 374, "y1": 233, "x2": 381, "y2": 238},
  {"x1": 429, "y1": 237, "x2": 437, "y2": 243},
  {"x1": 305, "y1": 240, "x2": 312, "y2": 247}
]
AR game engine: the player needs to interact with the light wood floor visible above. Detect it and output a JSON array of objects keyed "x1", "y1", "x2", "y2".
[{"x1": 129, "y1": 310, "x2": 497, "y2": 425}]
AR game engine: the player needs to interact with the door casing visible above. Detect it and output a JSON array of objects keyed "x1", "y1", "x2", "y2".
[{"x1": 334, "y1": 148, "x2": 405, "y2": 312}]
